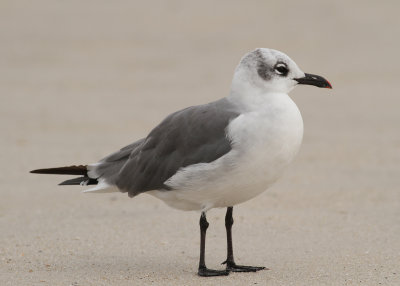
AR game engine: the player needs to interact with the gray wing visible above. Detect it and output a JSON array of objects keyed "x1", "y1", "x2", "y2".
[
  {"x1": 103, "y1": 98, "x2": 240, "y2": 197},
  {"x1": 93, "y1": 138, "x2": 146, "y2": 185}
]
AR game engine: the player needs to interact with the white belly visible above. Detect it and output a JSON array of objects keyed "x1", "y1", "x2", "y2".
[{"x1": 149, "y1": 95, "x2": 303, "y2": 211}]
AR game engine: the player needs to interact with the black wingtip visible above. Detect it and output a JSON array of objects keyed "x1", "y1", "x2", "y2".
[
  {"x1": 29, "y1": 165, "x2": 88, "y2": 175},
  {"x1": 58, "y1": 177, "x2": 98, "y2": 185},
  {"x1": 30, "y1": 169, "x2": 47, "y2": 174}
]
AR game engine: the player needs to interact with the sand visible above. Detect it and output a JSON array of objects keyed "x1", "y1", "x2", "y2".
[{"x1": 1, "y1": 1, "x2": 400, "y2": 285}]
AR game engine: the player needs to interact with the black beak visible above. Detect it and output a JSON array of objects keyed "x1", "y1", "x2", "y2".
[{"x1": 294, "y1": 73, "x2": 332, "y2": 89}]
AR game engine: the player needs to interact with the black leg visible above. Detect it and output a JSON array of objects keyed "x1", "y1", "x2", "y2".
[
  {"x1": 198, "y1": 212, "x2": 230, "y2": 277},
  {"x1": 222, "y1": 207, "x2": 267, "y2": 272}
]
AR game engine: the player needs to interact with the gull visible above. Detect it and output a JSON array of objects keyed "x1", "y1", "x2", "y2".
[{"x1": 31, "y1": 48, "x2": 331, "y2": 277}]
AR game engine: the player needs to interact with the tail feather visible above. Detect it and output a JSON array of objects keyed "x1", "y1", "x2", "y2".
[{"x1": 30, "y1": 165, "x2": 87, "y2": 175}]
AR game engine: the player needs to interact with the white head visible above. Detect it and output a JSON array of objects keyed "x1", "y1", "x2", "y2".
[{"x1": 230, "y1": 48, "x2": 331, "y2": 95}]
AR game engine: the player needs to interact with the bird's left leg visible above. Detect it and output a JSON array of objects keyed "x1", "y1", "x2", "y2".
[
  {"x1": 222, "y1": 206, "x2": 267, "y2": 272},
  {"x1": 198, "y1": 212, "x2": 230, "y2": 277}
]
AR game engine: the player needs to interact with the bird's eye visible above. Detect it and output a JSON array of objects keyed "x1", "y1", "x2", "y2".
[{"x1": 274, "y1": 63, "x2": 288, "y2": 76}]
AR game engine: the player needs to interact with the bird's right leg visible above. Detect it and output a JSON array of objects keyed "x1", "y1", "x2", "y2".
[{"x1": 198, "y1": 212, "x2": 230, "y2": 277}]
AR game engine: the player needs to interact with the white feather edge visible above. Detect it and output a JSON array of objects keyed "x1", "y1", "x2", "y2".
[
  {"x1": 82, "y1": 179, "x2": 119, "y2": 193},
  {"x1": 87, "y1": 162, "x2": 100, "y2": 178}
]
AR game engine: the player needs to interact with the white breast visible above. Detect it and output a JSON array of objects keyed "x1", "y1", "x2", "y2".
[{"x1": 149, "y1": 93, "x2": 303, "y2": 211}]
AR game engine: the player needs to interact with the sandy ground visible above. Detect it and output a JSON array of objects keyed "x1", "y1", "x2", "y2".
[{"x1": 1, "y1": 1, "x2": 400, "y2": 285}]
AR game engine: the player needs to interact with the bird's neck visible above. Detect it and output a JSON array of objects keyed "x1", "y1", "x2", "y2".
[{"x1": 228, "y1": 82, "x2": 291, "y2": 113}]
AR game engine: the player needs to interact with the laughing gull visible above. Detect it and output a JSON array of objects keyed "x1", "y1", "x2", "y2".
[{"x1": 31, "y1": 48, "x2": 331, "y2": 277}]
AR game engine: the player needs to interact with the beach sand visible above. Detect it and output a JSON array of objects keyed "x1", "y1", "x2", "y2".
[{"x1": 1, "y1": 1, "x2": 399, "y2": 285}]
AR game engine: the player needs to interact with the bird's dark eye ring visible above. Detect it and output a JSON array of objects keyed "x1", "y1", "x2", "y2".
[{"x1": 274, "y1": 63, "x2": 288, "y2": 76}]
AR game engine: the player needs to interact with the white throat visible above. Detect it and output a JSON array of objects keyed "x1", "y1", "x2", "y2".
[{"x1": 227, "y1": 76, "x2": 294, "y2": 113}]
